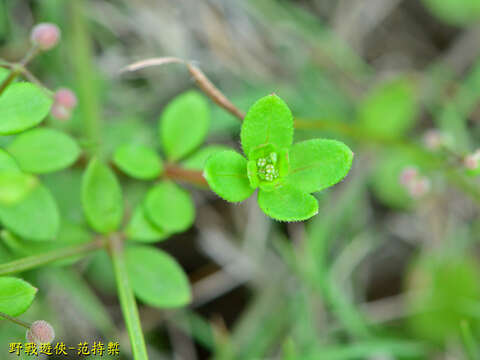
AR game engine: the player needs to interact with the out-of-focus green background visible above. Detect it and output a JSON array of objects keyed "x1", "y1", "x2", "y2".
[{"x1": 1, "y1": 0, "x2": 480, "y2": 359}]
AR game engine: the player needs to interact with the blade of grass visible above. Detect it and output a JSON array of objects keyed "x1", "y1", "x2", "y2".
[
  {"x1": 108, "y1": 234, "x2": 149, "y2": 360},
  {"x1": 0, "y1": 238, "x2": 105, "y2": 276}
]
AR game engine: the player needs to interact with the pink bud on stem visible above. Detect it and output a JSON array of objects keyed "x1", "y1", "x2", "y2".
[
  {"x1": 50, "y1": 88, "x2": 78, "y2": 121},
  {"x1": 30, "y1": 23, "x2": 60, "y2": 51},
  {"x1": 25, "y1": 320, "x2": 55, "y2": 344}
]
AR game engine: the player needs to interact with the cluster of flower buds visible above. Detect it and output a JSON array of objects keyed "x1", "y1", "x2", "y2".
[
  {"x1": 464, "y1": 149, "x2": 480, "y2": 170},
  {"x1": 30, "y1": 23, "x2": 60, "y2": 51},
  {"x1": 399, "y1": 166, "x2": 431, "y2": 198},
  {"x1": 26, "y1": 320, "x2": 55, "y2": 345},
  {"x1": 50, "y1": 88, "x2": 78, "y2": 120},
  {"x1": 422, "y1": 129, "x2": 445, "y2": 151}
]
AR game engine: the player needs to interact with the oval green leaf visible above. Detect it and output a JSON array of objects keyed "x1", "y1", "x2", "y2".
[
  {"x1": 0, "y1": 277, "x2": 37, "y2": 316},
  {"x1": 0, "y1": 83, "x2": 52, "y2": 135},
  {"x1": 258, "y1": 185, "x2": 318, "y2": 222},
  {"x1": 7, "y1": 128, "x2": 80, "y2": 174},
  {"x1": 82, "y1": 158, "x2": 123, "y2": 234},
  {"x1": 113, "y1": 144, "x2": 163, "y2": 180},
  {"x1": 241, "y1": 94, "x2": 293, "y2": 158},
  {"x1": 287, "y1": 139, "x2": 353, "y2": 194},
  {"x1": 0, "y1": 183, "x2": 59, "y2": 241},
  {"x1": 160, "y1": 91, "x2": 210, "y2": 161},
  {"x1": 358, "y1": 77, "x2": 416, "y2": 139},
  {"x1": 0, "y1": 172, "x2": 38, "y2": 205},
  {"x1": 144, "y1": 181, "x2": 194, "y2": 234},
  {"x1": 125, "y1": 246, "x2": 191, "y2": 308},
  {"x1": 0, "y1": 149, "x2": 20, "y2": 172},
  {"x1": 204, "y1": 150, "x2": 253, "y2": 202},
  {"x1": 422, "y1": 0, "x2": 480, "y2": 25},
  {"x1": 126, "y1": 204, "x2": 169, "y2": 243}
]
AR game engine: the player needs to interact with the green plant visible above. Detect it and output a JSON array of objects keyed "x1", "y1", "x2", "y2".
[{"x1": 204, "y1": 94, "x2": 354, "y2": 221}]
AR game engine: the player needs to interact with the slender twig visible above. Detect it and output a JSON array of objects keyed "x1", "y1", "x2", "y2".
[
  {"x1": 0, "y1": 238, "x2": 106, "y2": 276},
  {"x1": 121, "y1": 57, "x2": 245, "y2": 121},
  {"x1": 108, "y1": 234, "x2": 149, "y2": 360},
  {"x1": 164, "y1": 163, "x2": 207, "y2": 186},
  {"x1": 0, "y1": 312, "x2": 32, "y2": 329}
]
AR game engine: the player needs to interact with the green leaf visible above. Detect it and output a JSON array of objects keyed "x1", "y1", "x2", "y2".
[
  {"x1": 258, "y1": 185, "x2": 318, "y2": 221},
  {"x1": 182, "y1": 145, "x2": 231, "y2": 170},
  {"x1": 0, "y1": 172, "x2": 38, "y2": 205},
  {"x1": 0, "y1": 183, "x2": 59, "y2": 241},
  {"x1": 0, "y1": 277, "x2": 37, "y2": 316},
  {"x1": 287, "y1": 139, "x2": 353, "y2": 194},
  {"x1": 113, "y1": 144, "x2": 163, "y2": 180},
  {"x1": 7, "y1": 128, "x2": 80, "y2": 174},
  {"x1": 241, "y1": 94, "x2": 293, "y2": 158},
  {"x1": 358, "y1": 77, "x2": 416, "y2": 139},
  {"x1": 422, "y1": 0, "x2": 480, "y2": 25},
  {"x1": 126, "y1": 204, "x2": 169, "y2": 243},
  {"x1": 82, "y1": 158, "x2": 123, "y2": 234},
  {"x1": 144, "y1": 181, "x2": 194, "y2": 233},
  {"x1": 0, "y1": 83, "x2": 52, "y2": 135},
  {"x1": 126, "y1": 245, "x2": 191, "y2": 308},
  {"x1": 204, "y1": 150, "x2": 254, "y2": 202},
  {"x1": 0, "y1": 149, "x2": 20, "y2": 172},
  {"x1": 160, "y1": 91, "x2": 210, "y2": 161}
]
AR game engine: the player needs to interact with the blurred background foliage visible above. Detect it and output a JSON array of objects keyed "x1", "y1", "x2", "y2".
[{"x1": 1, "y1": 0, "x2": 480, "y2": 359}]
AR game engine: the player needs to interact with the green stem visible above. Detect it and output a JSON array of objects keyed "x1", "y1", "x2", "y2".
[
  {"x1": 0, "y1": 67, "x2": 20, "y2": 95},
  {"x1": 0, "y1": 311, "x2": 31, "y2": 329},
  {"x1": 69, "y1": 0, "x2": 102, "y2": 155},
  {"x1": 108, "y1": 234, "x2": 149, "y2": 360},
  {"x1": 0, "y1": 238, "x2": 105, "y2": 276}
]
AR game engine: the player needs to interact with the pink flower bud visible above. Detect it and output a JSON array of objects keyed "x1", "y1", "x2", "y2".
[
  {"x1": 423, "y1": 129, "x2": 443, "y2": 150},
  {"x1": 26, "y1": 320, "x2": 55, "y2": 344},
  {"x1": 54, "y1": 88, "x2": 77, "y2": 109},
  {"x1": 407, "y1": 177, "x2": 431, "y2": 198},
  {"x1": 30, "y1": 23, "x2": 60, "y2": 51},
  {"x1": 399, "y1": 166, "x2": 418, "y2": 186},
  {"x1": 50, "y1": 104, "x2": 71, "y2": 121}
]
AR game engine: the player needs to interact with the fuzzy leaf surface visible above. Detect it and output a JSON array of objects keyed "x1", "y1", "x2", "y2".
[
  {"x1": 241, "y1": 94, "x2": 293, "y2": 157},
  {"x1": 287, "y1": 139, "x2": 353, "y2": 194},
  {"x1": 204, "y1": 150, "x2": 253, "y2": 202},
  {"x1": 258, "y1": 185, "x2": 318, "y2": 221}
]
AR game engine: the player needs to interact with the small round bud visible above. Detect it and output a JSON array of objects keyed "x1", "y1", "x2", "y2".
[
  {"x1": 54, "y1": 88, "x2": 77, "y2": 109},
  {"x1": 50, "y1": 104, "x2": 71, "y2": 121},
  {"x1": 30, "y1": 23, "x2": 60, "y2": 51},
  {"x1": 407, "y1": 177, "x2": 431, "y2": 198},
  {"x1": 25, "y1": 320, "x2": 55, "y2": 344},
  {"x1": 399, "y1": 166, "x2": 418, "y2": 186},
  {"x1": 423, "y1": 129, "x2": 443, "y2": 150}
]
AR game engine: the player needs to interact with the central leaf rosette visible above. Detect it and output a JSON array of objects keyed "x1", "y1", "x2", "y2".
[
  {"x1": 247, "y1": 144, "x2": 289, "y2": 190},
  {"x1": 204, "y1": 94, "x2": 353, "y2": 221}
]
